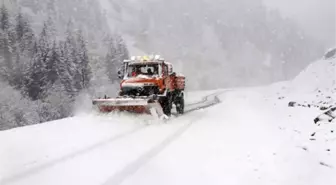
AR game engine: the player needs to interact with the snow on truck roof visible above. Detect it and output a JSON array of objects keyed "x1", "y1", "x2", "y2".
[{"x1": 124, "y1": 55, "x2": 172, "y2": 65}]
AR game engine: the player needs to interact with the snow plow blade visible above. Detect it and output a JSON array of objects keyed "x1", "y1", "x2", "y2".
[{"x1": 92, "y1": 98, "x2": 166, "y2": 119}]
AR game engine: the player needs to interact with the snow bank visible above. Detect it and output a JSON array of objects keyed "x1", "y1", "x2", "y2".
[
  {"x1": 291, "y1": 58, "x2": 336, "y2": 94},
  {"x1": 270, "y1": 58, "x2": 336, "y2": 109}
]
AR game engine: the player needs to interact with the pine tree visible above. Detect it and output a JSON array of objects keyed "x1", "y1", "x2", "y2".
[
  {"x1": 46, "y1": 41, "x2": 59, "y2": 85},
  {"x1": 0, "y1": 79, "x2": 38, "y2": 130},
  {"x1": 15, "y1": 11, "x2": 25, "y2": 47},
  {"x1": 25, "y1": 22, "x2": 54, "y2": 100},
  {"x1": 105, "y1": 35, "x2": 129, "y2": 83},
  {"x1": 0, "y1": 4, "x2": 15, "y2": 84},
  {"x1": 12, "y1": 10, "x2": 35, "y2": 90},
  {"x1": 15, "y1": 11, "x2": 35, "y2": 50},
  {"x1": 38, "y1": 22, "x2": 54, "y2": 85},
  {"x1": 0, "y1": 5, "x2": 10, "y2": 31},
  {"x1": 74, "y1": 29, "x2": 91, "y2": 91},
  {"x1": 62, "y1": 21, "x2": 78, "y2": 96},
  {"x1": 56, "y1": 22, "x2": 91, "y2": 97},
  {"x1": 25, "y1": 41, "x2": 47, "y2": 100},
  {"x1": 46, "y1": 16, "x2": 57, "y2": 41},
  {"x1": 105, "y1": 36, "x2": 118, "y2": 83},
  {"x1": 57, "y1": 40, "x2": 74, "y2": 96},
  {"x1": 115, "y1": 34, "x2": 130, "y2": 62},
  {"x1": 47, "y1": 0, "x2": 57, "y2": 22},
  {"x1": 45, "y1": 79, "x2": 73, "y2": 120}
]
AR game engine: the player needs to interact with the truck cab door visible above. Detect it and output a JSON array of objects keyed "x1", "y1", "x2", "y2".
[{"x1": 163, "y1": 64, "x2": 175, "y2": 91}]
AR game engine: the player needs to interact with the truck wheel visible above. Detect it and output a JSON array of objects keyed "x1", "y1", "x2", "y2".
[
  {"x1": 175, "y1": 96, "x2": 184, "y2": 114},
  {"x1": 160, "y1": 94, "x2": 172, "y2": 116}
]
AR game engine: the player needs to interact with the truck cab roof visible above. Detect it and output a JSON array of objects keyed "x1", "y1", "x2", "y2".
[{"x1": 124, "y1": 55, "x2": 172, "y2": 66}]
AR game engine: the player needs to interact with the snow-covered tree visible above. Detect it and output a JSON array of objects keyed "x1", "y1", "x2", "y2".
[
  {"x1": 0, "y1": 4, "x2": 10, "y2": 31},
  {"x1": 0, "y1": 4, "x2": 106, "y2": 129},
  {"x1": 12, "y1": 10, "x2": 35, "y2": 90},
  {"x1": 25, "y1": 20, "x2": 56, "y2": 100},
  {"x1": 0, "y1": 4, "x2": 15, "y2": 84},
  {"x1": 73, "y1": 29, "x2": 91, "y2": 91},
  {"x1": 57, "y1": 40, "x2": 73, "y2": 96},
  {"x1": 25, "y1": 42, "x2": 47, "y2": 100},
  {"x1": 0, "y1": 80, "x2": 38, "y2": 130},
  {"x1": 105, "y1": 35, "x2": 129, "y2": 83},
  {"x1": 34, "y1": 79, "x2": 73, "y2": 123}
]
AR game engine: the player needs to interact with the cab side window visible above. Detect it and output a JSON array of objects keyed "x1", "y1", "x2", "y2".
[
  {"x1": 168, "y1": 65, "x2": 173, "y2": 74},
  {"x1": 163, "y1": 64, "x2": 169, "y2": 76}
]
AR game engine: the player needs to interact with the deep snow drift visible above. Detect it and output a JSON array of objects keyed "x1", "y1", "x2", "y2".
[{"x1": 0, "y1": 59, "x2": 335, "y2": 185}]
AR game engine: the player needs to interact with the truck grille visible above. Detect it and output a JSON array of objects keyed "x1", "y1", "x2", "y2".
[{"x1": 120, "y1": 85, "x2": 160, "y2": 97}]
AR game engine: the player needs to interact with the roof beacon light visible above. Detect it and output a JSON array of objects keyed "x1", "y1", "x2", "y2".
[
  {"x1": 142, "y1": 55, "x2": 150, "y2": 61},
  {"x1": 154, "y1": 55, "x2": 161, "y2": 60}
]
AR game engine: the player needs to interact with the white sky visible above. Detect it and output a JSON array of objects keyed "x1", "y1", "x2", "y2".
[{"x1": 264, "y1": 0, "x2": 335, "y2": 47}]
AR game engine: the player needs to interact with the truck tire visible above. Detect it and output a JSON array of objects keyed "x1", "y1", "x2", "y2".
[
  {"x1": 175, "y1": 96, "x2": 184, "y2": 114},
  {"x1": 160, "y1": 94, "x2": 172, "y2": 116}
]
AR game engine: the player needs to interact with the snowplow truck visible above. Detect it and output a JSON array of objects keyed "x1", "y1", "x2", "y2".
[{"x1": 92, "y1": 55, "x2": 185, "y2": 118}]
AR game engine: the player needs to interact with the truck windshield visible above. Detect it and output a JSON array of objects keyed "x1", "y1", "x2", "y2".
[{"x1": 127, "y1": 64, "x2": 159, "y2": 77}]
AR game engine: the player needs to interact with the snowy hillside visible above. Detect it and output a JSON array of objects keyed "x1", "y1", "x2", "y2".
[
  {"x1": 9, "y1": 0, "x2": 326, "y2": 89},
  {"x1": 92, "y1": 0, "x2": 327, "y2": 88},
  {"x1": 278, "y1": 55, "x2": 336, "y2": 110}
]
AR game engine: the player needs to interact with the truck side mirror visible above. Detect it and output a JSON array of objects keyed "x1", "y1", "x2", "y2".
[
  {"x1": 170, "y1": 72, "x2": 176, "y2": 76},
  {"x1": 118, "y1": 70, "x2": 123, "y2": 79}
]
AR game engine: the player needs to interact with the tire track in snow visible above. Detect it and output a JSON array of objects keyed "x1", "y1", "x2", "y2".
[
  {"x1": 1, "y1": 91, "x2": 223, "y2": 185},
  {"x1": 184, "y1": 91, "x2": 222, "y2": 113},
  {"x1": 1, "y1": 125, "x2": 148, "y2": 185},
  {"x1": 102, "y1": 92, "x2": 223, "y2": 185},
  {"x1": 170, "y1": 91, "x2": 222, "y2": 117}
]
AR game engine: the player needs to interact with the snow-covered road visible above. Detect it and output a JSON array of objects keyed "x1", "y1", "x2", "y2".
[
  {"x1": 0, "y1": 91, "x2": 225, "y2": 185},
  {"x1": 1, "y1": 55, "x2": 336, "y2": 185}
]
